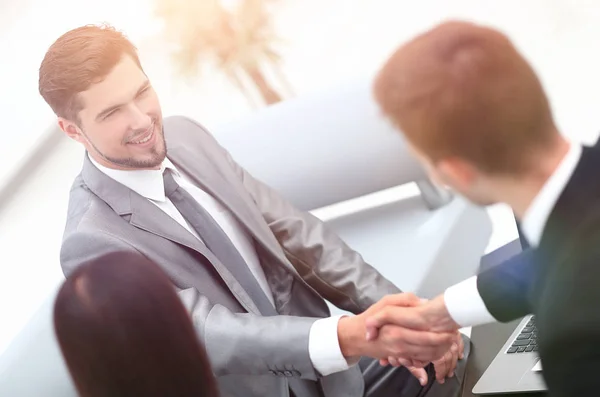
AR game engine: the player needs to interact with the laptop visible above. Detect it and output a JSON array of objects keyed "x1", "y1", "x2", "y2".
[
  {"x1": 472, "y1": 314, "x2": 546, "y2": 394},
  {"x1": 472, "y1": 217, "x2": 547, "y2": 394}
]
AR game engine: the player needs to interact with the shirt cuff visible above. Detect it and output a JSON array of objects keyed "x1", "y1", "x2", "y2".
[
  {"x1": 308, "y1": 315, "x2": 358, "y2": 376},
  {"x1": 444, "y1": 276, "x2": 497, "y2": 328}
]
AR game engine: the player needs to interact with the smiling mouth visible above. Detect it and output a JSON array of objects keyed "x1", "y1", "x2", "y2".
[{"x1": 128, "y1": 124, "x2": 154, "y2": 145}]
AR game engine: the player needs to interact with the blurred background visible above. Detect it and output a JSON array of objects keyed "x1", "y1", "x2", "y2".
[{"x1": 1, "y1": 0, "x2": 600, "y2": 356}]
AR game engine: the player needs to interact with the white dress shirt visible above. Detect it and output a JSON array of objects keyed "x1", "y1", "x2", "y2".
[
  {"x1": 444, "y1": 143, "x2": 583, "y2": 327},
  {"x1": 89, "y1": 155, "x2": 352, "y2": 376}
]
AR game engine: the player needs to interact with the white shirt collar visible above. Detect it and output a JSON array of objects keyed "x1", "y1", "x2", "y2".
[
  {"x1": 88, "y1": 154, "x2": 179, "y2": 202},
  {"x1": 521, "y1": 143, "x2": 582, "y2": 247}
]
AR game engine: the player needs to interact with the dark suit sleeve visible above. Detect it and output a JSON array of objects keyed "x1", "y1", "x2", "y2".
[
  {"x1": 543, "y1": 322, "x2": 600, "y2": 397},
  {"x1": 540, "y1": 246, "x2": 600, "y2": 397},
  {"x1": 476, "y1": 247, "x2": 536, "y2": 322}
]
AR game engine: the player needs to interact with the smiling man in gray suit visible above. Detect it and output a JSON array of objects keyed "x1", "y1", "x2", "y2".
[{"x1": 38, "y1": 24, "x2": 468, "y2": 397}]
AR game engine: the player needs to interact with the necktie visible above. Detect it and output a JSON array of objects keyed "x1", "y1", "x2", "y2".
[
  {"x1": 165, "y1": 171, "x2": 318, "y2": 397},
  {"x1": 163, "y1": 170, "x2": 276, "y2": 316}
]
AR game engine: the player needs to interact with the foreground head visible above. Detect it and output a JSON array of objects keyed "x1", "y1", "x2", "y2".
[
  {"x1": 374, "y1": 21, "x2": 559, "y2": 205},
  {"x1": 39, "y1": 24, "x2": 166, "y2": 170},
  {"x1": 54, "y1": 252, "x2": 219, "y2": 397}
]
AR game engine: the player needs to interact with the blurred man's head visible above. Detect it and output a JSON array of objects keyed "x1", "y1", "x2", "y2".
[
  {"x1": 39, "y1": 24, "x2": 166, "y2": 170},
  {"x1": 374, "y1": 21, "x2": 561, "y2": 206}
]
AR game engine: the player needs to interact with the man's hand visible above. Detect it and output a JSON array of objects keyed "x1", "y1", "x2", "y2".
[
  {"x1": 361, "y1": 293, "x2": 464, "y2": 386},
  {"x1": 383, "y1": 331, "x2": 465, "y2": 386},
  {"x1": 337, "y1": 293, "x2": 455, "y2": 363},
  {"x1": 365, "y1": 293, "x2": 460, "y2": 338},
  {"x1": 430, "y1": 331, "x2": 464, "y2": 384}
]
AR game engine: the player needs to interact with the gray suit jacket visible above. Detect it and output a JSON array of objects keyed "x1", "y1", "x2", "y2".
[{"x1": 60, "y1": 115, "x2": 401, "y2": 397}]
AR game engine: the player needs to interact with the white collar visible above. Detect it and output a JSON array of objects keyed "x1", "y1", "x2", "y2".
[
  {"x1": 521, "y1": 143, "x2": 582, "y2": 247},
  {"x1": 88, "y1": 154, "x2": 179, "y2": 202}
]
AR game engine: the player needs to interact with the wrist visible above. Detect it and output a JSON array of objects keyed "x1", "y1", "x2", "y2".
[
  {"x1": 425, "y1": 295, "x2": 460, "y2": 331},
  {"x1": 337, "y1": 316, "x2": 364, "y2": 359}
]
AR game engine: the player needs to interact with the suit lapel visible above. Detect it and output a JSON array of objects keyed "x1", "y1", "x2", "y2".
[
  {"x1": 128, "y1": 192, "x2": 208, "y2": 254},
  {"x1": 168, "y1": 146, "x2": 295, "y2": 268},
  {"x1": 81, "y1": 155, "x2": 261, "y2": 315}
]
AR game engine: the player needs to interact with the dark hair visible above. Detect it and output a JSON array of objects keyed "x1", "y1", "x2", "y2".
[
  {"x1": 39, "y1": 24, "x2": 143, "y2": 120},
  {"x1": 53, "y1": 251, "x2": 219, "y2": 397}
]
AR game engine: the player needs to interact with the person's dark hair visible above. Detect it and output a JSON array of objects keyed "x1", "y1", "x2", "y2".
[
  {"x1": 53, "y1": 251, "x2": 219, "y2": 397},
  {"x1": 39, "y1": 24, "x2": 143, "y2": 121}
]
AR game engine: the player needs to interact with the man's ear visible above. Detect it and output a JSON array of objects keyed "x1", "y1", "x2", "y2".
[
  {"x1": 437, "y1": 157, "x2": 477, "y2": 190},
  {"x1": 58, "y1": 118, "x2": 84, "y2": 143}
]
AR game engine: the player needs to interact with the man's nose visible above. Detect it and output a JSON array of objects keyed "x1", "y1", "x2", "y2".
[{"x1": 129, "y1": 106, "x2": 152, "y2": 131}]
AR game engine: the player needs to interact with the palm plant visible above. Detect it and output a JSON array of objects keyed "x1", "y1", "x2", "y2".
[{"x1": 154, "y1": 0, "x2": 292, "y2": 107}]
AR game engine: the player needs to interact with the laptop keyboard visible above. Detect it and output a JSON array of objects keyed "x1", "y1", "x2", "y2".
[{"x1": 506, "y1": 316, "x2": 538, "y2": 354}]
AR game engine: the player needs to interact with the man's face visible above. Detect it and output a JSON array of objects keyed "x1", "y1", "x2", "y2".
[
  {"x1": 408, "y1": 143, "x2": 498, "y2": 207},
  {"x1": 60, "y1": 55, "x2": 166, "y2": 170}
]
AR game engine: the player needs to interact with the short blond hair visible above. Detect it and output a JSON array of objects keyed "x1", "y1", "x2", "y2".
[{"x1": 374, "y1": 21, "x2": 556, "y2": 175}]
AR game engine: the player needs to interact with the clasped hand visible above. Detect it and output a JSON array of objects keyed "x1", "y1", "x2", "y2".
[{"x1": 338, "y1": 293, "x2": 464, "y2": 386}]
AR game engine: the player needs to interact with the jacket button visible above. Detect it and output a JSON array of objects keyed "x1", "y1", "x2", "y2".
[
  {"x1": 283, "y1": 370, "x2": 293, "y2": 377},
  {"x1": 269, "y1": 370, "x2": 277, "y2": 376}
]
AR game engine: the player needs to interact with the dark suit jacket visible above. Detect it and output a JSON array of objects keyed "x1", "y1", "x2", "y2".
[{"x1": 477, "y1": 143, "x2": 600, "y2": 397}]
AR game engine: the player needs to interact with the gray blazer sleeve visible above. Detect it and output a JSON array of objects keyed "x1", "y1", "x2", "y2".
[
  {"x1": 60, "y1": 231, "x2": 322, "y2": 380},
  {"x1": 188, "y1": 119, "x2": 402, "y2": 313}
]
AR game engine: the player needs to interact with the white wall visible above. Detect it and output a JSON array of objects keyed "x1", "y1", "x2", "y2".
[
  {"x1": 1, "y1": 0, "x2": 600, "y2": 355},
  {"x1": 0, "y1": 136, "x2": 83, "y2": 356}
]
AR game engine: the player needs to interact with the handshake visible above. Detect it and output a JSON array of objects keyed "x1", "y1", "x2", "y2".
[{"x1": 337, "y1": 293, "x2": 465, "y2": 386}]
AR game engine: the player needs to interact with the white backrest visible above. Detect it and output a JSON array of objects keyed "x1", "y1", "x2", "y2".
[
  {"x1": 212, "y1": 78, "x2": 450, "y2": 212},
  {"x1": 0, "y1": 284, "x2": 77, "y2": 396}
]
